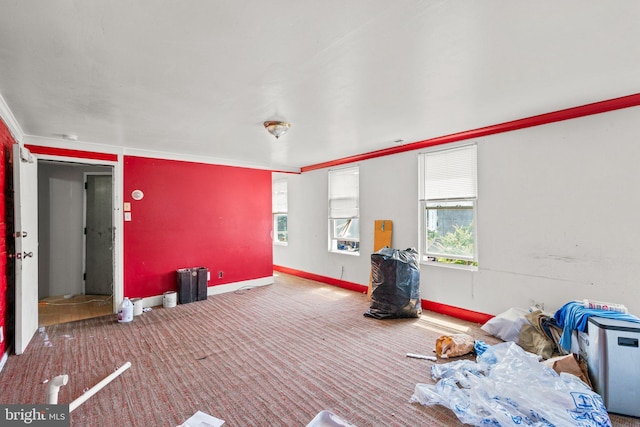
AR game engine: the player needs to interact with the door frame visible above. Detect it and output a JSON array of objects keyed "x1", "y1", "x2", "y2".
[
  {"x1": 37, "y1": 154, "x2": 123, "y2": 314},
  {"x1": 82, "y1": 171, "x2": 114, "y2": 296}
]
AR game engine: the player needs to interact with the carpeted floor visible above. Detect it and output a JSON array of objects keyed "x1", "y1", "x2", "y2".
[{"x1": 1, "y1": 272, "x2": 638, "y2": 426}]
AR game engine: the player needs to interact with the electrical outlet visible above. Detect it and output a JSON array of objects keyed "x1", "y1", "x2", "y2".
[{"x1": 0, "y1": 326, "x2": 3, "y2": 343}]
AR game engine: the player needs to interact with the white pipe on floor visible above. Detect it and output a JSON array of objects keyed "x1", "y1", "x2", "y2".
[
  {"x1": 47, "y1": 375, "x2": 69, "y2": 404},
  {"x1": 69, "y1": 362, "x2": 131, "y2": 412}
]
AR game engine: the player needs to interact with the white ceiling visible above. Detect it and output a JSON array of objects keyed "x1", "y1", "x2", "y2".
[{"x1": 1, "y1": 1, "x2": 639, "y2": 172}]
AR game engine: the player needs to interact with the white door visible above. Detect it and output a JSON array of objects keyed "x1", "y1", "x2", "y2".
[{"x1": 13, "y1": 144, "x2": 38, "y2": 355}]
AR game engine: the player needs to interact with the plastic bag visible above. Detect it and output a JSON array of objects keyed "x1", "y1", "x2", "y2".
[
  {"x1": 364, "y1": 247, "x2": 421, "y2": 319},
  {"x1": 435, "y1": 334, "x2": 475, "y2": 358},
  {"x1": 480, "y1": 307, "x2": 529, "y2": 342},
  {"x1": 410, "y1": 342, "x2": 611, "y2": 426}
]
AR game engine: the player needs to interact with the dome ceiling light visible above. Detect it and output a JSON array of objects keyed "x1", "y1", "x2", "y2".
[{"x1": 264, "y1": 121, "x2": 291, "y2": 139}]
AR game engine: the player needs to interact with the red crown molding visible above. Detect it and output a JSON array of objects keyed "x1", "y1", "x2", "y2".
[
  {"x1": 301, "y1": 93, "x2": 640, "y2": 172},
  {"x1": 24, "y1": 144, "x2": 118, "y2": 162}
]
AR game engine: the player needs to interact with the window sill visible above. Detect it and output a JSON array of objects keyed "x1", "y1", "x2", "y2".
[
  {"x1": 273, "y1": 241, "x2": 288, "y2": 247},
  {"x1": 421, "y1": 260, "x2": 478, "y2": 272},
  {"x1": 329, "y1": 250, "x2": 360, "y2": 257}
]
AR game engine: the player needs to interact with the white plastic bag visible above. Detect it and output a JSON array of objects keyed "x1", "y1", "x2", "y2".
[
  {"x1": 480, "y1": 307, "x2": 529, "y2": 342},
  {"x1": 410, "y1": 342, "x2": 611, "y2": 426}
]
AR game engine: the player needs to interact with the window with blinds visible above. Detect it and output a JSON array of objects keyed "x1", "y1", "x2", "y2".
[
  {"x1": 419, "y1": 144, "x2": 478, "y2": 267},
  {"x1": 328, "y1": 166, "x2": 360, "y2": 254},
  {"x1": 272, "y1": 179, "x2": 288, "y2": 244}
]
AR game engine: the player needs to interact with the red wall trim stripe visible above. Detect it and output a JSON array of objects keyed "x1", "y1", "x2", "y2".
[
  {"x1": 421, "y1": 300, "x2": 493, "y2": 325},
  {"x1": 301, "y1": 93, "x2": 640, "y2": 172},
  {"x1": 274, "y1": 265, "x2": 494, "y2": 324},
  {"x1": 25, "y1": 145, "x2": 118, "y2": 162},
  {"x1": 273, "y1": 265, "x2": 368, "y2": 294}
]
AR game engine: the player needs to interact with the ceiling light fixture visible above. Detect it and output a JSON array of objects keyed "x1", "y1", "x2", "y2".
[{"x1": 264, "y1": 121, "x2": 291, "y2": 139}]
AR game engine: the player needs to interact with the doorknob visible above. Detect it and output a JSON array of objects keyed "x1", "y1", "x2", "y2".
[
  {"x1": 8, "y1": 252, "x2": 33, "y2": 259},
  {"x1": 13, "y1": 231, "x2": 27, "y2": 238}
]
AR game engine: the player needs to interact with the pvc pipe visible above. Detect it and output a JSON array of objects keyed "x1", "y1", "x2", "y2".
[
  {"x1": 47, "y1": 375, "x2": 69, "y2": 404},
  {"x1": 69, "y1": 362, "x2": 131, "y2": 412}
]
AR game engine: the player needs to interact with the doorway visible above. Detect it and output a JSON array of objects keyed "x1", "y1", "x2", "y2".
[{"x1": 37, "y1": 161, "x2": 115, "y2": 326}]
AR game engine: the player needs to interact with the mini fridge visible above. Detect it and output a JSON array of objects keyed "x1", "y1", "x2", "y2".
[{"x1": 583, "y1": 316, "x2": 640, "y2": 417}]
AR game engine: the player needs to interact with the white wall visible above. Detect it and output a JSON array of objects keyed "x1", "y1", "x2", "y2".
[{"x1": 274, "y1": 106, "x2": 640, "y2": 316}]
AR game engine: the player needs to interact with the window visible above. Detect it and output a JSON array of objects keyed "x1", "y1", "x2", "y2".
[
  {"x1": 272, "y1": 179, "x2": 288, "y2": 244},
  {"x1": 419, "y1": 144, "x2": 477, "y2": 267},
  {"x1": 328, "y1": 166, "x2": 359, "y2": 254}
]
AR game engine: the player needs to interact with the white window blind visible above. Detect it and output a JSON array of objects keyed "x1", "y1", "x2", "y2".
[
  {"x1": 329, "y1": 167, "x2": 359, "y2": 218},
  {"x1": 272, "y1": 179, "x2": 288, "y2": 213},
  {"x1": 423, "y1": 145, "x2": 477, "y2": 200}
]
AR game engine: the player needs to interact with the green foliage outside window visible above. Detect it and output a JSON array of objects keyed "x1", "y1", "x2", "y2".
[
  {"x1": 428, "y1": 225, "x2": 477, "y2": 266},
  {"x1": 276, "y1": 215, "x2": 288, "y2": 242}
]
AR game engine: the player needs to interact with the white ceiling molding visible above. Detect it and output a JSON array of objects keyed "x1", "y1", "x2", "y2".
[{"x1": 0, "y1": 92, "x2": 24, "y2": 143}]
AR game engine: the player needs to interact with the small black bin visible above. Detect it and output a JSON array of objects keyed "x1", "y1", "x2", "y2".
[{"x1": 177, "y1": 267, "x2": 208, "y2": 304}]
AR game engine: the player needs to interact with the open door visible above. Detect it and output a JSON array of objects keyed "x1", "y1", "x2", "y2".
[
  {"x1": 13, "y1": 144, "x2": 38, "y2": 355},
  {"x1": 84, "y1": 174, "x2": 114, "y2": 295}
]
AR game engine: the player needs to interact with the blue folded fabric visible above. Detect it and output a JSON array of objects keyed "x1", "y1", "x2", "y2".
[{"x1": 553, "y1": 301, "x2": 640, "y2": 351}]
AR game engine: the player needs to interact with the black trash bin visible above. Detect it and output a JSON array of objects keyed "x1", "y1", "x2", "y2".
[{"x1": 177, "y1": 267, "x2": 208, "y2": 304}]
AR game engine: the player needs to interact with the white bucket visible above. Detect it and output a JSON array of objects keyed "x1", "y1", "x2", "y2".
[
  {"x1": 131, "y1": 298, "x2": 143, "y2": 316},
  {"x1": 163, "y1": 291, "x2": 177, "y2": 308}
]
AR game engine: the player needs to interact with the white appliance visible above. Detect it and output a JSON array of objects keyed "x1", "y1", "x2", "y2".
[{"x1": 582, "y1": 316, "x2": 640, "y2": 417}]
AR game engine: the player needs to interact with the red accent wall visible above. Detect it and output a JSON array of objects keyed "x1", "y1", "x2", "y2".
[
  {"x1": 0, "y1": 119, "x2": 16, "y2": 359},
  {"x1": 123, "y1": 156, "x2": 272, "y2": 298}
]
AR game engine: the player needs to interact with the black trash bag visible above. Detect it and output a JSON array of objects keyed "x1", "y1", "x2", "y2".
[{"x1": 364, "y1": 247, "x2": 421, "y2": 319}]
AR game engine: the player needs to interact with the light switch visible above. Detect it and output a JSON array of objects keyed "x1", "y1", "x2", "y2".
[
  {"x1": 124, "y1": 212, "x2": 132, "y2": 222},
  {"x1": 123, "y1": 202, "x2": 131, "y2": 211}
]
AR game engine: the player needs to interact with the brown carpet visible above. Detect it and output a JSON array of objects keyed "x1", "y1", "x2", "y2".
[{"x1": 1, "y1": 273, "x2": 638, "y2": 426}]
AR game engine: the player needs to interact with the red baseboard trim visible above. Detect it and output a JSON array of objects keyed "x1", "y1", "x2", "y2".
[
  {"x1": 301, "y1": 93, "x2": 640, "y2": 172},
  {"x1": 25, "y1": 144, "x2": 118, "y2": 162},
  {"x1": 422, "y1": 300, "x2": 493, "y2": 324},
  {"x1": 273, "y1": 265, "x2": 368, "y2": 294},
  {"x1": 274, "y1": 265, "x2": 494, "y2": 324}
]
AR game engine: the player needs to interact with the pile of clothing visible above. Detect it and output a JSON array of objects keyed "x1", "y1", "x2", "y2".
[
  {"x1": 553, "y1": 300, "x2": 640, "y2": 351},
  {"x1": 517, "y1": 310, "x2": 565, "y2": 359},
  {"x1": 481, "y1": 307, "x2": 565, "y2": 360},
  {"x1": 482, "y1": 301, "x2": 640, "y2": 360}
]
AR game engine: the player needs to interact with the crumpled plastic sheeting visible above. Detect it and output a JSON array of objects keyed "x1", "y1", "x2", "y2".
[{"x1": 410, "y1": 342, "x2": 611, "y2": 427}]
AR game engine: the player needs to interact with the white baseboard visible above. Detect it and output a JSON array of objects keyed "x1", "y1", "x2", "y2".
[
  {"x1": 141, "y1": 275, "x2": 274, "y2": 308},
  {"x1": 207, "y1": 276, "x2": 274, "y2": 296}
]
